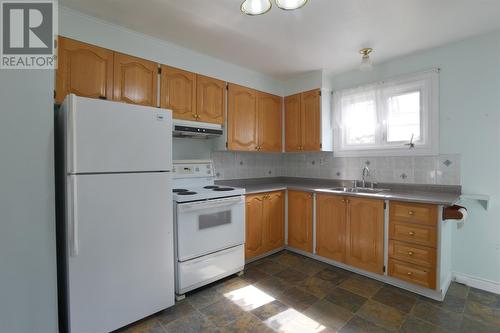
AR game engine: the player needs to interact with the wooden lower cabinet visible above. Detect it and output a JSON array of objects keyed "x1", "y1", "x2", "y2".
[
  {"x1": 245, "y1": 194, "x2": 265, "y2": 259},
  {"x1": 245, "y1": 191, "x2": 284, "y2": 260},
  {"x1": 315, "y1": 195, "x2": 384, "y2": 275},
  {"x1": 388, "y1": 259, "x2": 436, "y2": 289},
  {"x1": 265, "y1": 191, "x2": 285, "y2": 251},
  {"x1": 388, "y1": 201, "x2": 438, "y2": 289},
  {"x1": 345, "y1": 197, "x2": 385, "y2": 274},
  {"x1": 316, "y1": 194, "x2": 346, "y2": 262},
  {"x1": 287, "y1": 190, "x2": 313, "y2": 253}
]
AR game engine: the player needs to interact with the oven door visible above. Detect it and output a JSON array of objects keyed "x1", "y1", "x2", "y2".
[{"x1": 176, "y1": 196, "x2": 245, "y2": 262}]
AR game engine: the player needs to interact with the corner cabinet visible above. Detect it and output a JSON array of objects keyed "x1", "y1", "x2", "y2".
[
  {"x1": 227, "y1": 84, "x2": 282, "y2": 152},
  {"x1": 287, "y1": 190, "x2": 313, "y2": 253},
  {"x1": 113, "y1": 53, "x2": 158, "y2": 107},
  {"x1": 284, "y1": 88, "x2": 332, "y2": 152},
  {"x1": 56, "y1": 36, "x2": 114, "y2": 104},
  {"x1": 245, "y1": 191, "x2": 285, "y2": 260}
]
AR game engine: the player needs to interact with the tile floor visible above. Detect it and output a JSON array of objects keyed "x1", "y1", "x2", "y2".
[{"x1": 116, "y1": 250, "x2": 500, "y2": 333}]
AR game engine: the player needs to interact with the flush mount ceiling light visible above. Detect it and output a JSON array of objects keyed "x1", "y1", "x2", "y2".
[
  {"x1": 359, "y1": 48, "x2": 374, "y2": 71},
  {"x1": 240, "y1": 0, "x2": 272, "y2": 16},
  {"x1": 240, "y1": 0, "x2": 308, "y2": 16},
  {"x1": 275, "y1": 0, "x2": 308, "y2": 10}
]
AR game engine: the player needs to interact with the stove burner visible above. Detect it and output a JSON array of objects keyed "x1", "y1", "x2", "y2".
[
  {"x1": 173, "y1": 189, "x2": 189, "y2": 193},
  {"x1": 177, "y1": 191, "x2": 197, "y2": 195},
  {"x1": 203, "y1": 186, "x2": 219, "y2": 189},
  {"x1": 213, "y1": 187, "x2": 234, "y2": 192}
]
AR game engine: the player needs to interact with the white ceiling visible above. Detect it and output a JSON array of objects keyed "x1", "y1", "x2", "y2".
[{"x1": 59, "y1": 0, "x2": 500, "y2": 80}]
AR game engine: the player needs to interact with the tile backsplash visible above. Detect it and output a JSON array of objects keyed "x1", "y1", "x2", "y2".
[{"x1": 211, "y1": 152, "x2": 461, "y2": 185}]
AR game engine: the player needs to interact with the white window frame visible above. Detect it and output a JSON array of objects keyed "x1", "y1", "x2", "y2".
[{"x1": 333, "y1": 70, "x2": 439, "y2": 157}]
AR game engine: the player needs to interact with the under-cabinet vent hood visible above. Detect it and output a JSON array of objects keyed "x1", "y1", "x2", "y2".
[{"x1": 173, "y1": 119, "x2": 223, "y2": 138}]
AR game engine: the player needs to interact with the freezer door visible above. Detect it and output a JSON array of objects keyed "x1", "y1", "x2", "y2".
[
  {"x1": 66, "y1": 172, "x2": 174, "y2": 333},
  {"x1": 63, "y1": 94, "x2": 172, "y2": 173}
]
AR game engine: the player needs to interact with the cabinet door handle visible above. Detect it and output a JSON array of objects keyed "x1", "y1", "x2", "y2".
[
  {"x1": 408, "y1": 210, "x2": 415, "y2": 216},
  {"x1": 407, "y1": 272, "x2": 413, "y2": 276},
  {"x1": 192, "y1": 114, "x2": 197, "y2": 118},
  {"x1": 407, "y1": 251, "x2": 414, "y2": 256},
  {"x1": 408, "y1": 231, "x2": 415, "y2": 236}
]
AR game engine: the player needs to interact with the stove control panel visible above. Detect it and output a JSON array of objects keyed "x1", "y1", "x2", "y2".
[{"x1": 173, "y1": 160, "x2": 213, "y2": 178}]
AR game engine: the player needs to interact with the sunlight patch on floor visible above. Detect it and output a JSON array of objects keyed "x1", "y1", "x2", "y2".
[
  {"x1": 264, "y1": 308, "x2": 327, "y2": 333},
  {"x1": 224, "y1": 285, "x2": 275, "y2": 311}
]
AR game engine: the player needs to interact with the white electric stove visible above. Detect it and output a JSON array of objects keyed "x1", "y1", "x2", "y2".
[{"x1": 172, "y1": 160, "x2": 245, "y2": 299}]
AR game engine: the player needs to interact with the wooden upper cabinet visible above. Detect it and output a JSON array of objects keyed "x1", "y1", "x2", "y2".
[
  {"x1": 345, "y1": 197, "x2": 385, "y2": 274},
  {"x1": 264, "y1": 191, "x2": 285, "y2": 251},
  {"x1": 160, "y1": 66, "x2": 196, "y2": 121},
  {"x1": 113, "y1": 53, "x2": 158, "y2": 107},
  {"x1": 301, "y1": 89, "x2": 321, "y2": 151},
  {"x1": 228, "y1": 84, "x2": 259, "y2": 151},
  {"x1": 56, "y1": 36, "x2": 113, "y2": 104},
  {"x1": 245, "y1": 194, "x2": 266, "y2": 259},
  {"x1": 287, "y1": 190, "x2": 313, "y2": 253},
  {"x1": 258, "y1": 93, "x2": 282, "y2": 152},
  {"x1": 316, "y1": 194, "x2": 347, "y2": 262},
  {"x1": 285, "y1": 93, "x2": 302, "y2": 152},
  {"x1": 196, "y1": 75, "x2": 225, "y2": 124}
]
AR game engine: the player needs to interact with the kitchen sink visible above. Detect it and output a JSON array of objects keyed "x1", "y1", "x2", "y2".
[{"x1": 329, "y1": 187, "x2": 389, "y2": 194}]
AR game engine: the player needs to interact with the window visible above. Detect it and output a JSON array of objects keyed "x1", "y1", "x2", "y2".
[{"x1": 333, "y1": 71, "x2": 439, "y2": 156}]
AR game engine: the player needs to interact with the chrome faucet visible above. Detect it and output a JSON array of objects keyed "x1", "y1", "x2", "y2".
[{"x1": 361, "y1": 165, "x2": 370, "y2": 188}]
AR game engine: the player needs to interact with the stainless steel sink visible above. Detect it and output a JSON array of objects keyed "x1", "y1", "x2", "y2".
[
  {"x1": 330, "y1": 187, "x2": 351, "y2": 192},
  {"x1": 329, "y1": 187, "x2": 389, "y2": 194}
]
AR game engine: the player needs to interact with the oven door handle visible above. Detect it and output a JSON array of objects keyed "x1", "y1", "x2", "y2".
[{"x1": 178, "y1": 196, "x2": 244, "y2": 213}]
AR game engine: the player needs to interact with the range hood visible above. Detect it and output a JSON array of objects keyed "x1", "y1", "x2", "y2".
[{"x1": 172, "y1": 119, "x2": 223, "y2": 138}]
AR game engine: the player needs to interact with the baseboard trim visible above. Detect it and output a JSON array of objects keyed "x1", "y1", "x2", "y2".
[{"x1": 453, "y1": 272, "x2": 500, "y2": 295}]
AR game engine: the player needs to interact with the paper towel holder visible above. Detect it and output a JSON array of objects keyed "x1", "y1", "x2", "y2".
[{"x1": 443, "y1": 205, "x2": 467, "y2": 221}]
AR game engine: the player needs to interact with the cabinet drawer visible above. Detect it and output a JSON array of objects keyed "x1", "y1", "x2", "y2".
[
  {"x1": 390, "y1": 201, "x2": 437, "y2": 226},
  {"x1": 389, "y1": 221, "x2": 437, "y2": 248},
  {"x1": 389, "y1": 240, "x2": 436, "y2": 268},
  {"x1": 388, "y1": 259, "x2": 436, "y2": 289}
]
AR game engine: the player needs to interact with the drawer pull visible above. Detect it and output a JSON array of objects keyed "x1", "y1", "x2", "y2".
[
  {"x1": 408, "y1": 210, "x2": 415, "y2": 216},
  {"x1": 408, "y1": 231, "x2": 415, "y2": 236},
  {"x1": 407, "y1": 272, "x2": 413, "y2": 276},
  {"x1": 407, "y1": 251, "x2": 414, "y2": 256}
]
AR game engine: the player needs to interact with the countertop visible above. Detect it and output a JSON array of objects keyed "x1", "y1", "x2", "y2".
[{"x1": 216, "y1": 178, "x2": 461, "y2": 206}]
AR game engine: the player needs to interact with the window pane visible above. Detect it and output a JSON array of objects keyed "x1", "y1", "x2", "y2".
[
  {"x1": 342, "y1": 98, "x2": 376, "y2": 145},
  {"x1": 387, "y1": 91, "x2": 421, "y2": 142}
]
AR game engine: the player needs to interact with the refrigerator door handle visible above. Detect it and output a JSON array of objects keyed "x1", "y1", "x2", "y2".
[{"x1": 69, "y1": 175, "x2": 79, "y2": 257}]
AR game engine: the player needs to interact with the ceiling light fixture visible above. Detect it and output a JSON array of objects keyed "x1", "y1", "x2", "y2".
[
  {"x1": 241, "y1": 0, "x2": 308, "y2": 16},
  {"x1": 359, "y1": 48, "x2": 374, "y2": 71},
  {"x1": 240, "y1": 0, "x2": 272, "y2": 16},
  {"x1": 275, "y1": 0, "x2": 308, "y2": 10}
]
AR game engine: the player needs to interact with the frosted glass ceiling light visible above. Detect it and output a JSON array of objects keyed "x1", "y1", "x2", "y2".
[
  {"x1": 359, "y1": 48, "x2": 374, "y2": 71},
  {"x1": 241, "y1": 0, "x2": 272, "y2": 16},
  {"x1": 275, "y1": 0, "x2": 308, "y2": 10}
]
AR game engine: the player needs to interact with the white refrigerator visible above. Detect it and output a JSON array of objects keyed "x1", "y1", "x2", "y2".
[{"x1": 56, "y1": 94, "x2": 175, "y2": 333}]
